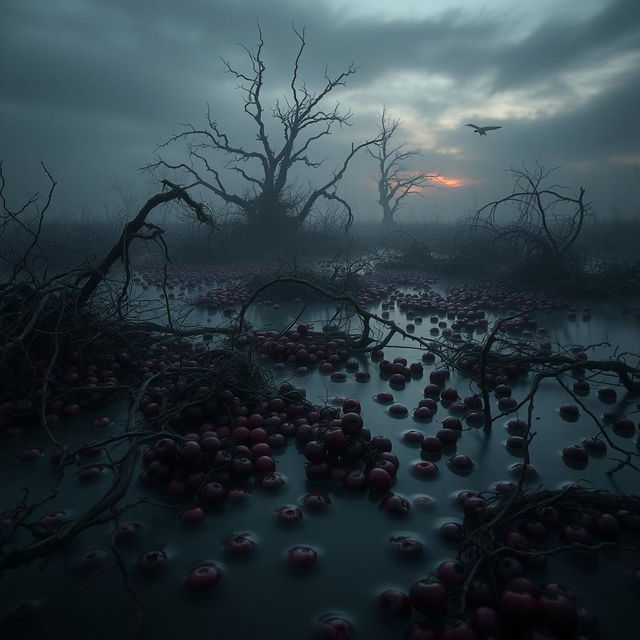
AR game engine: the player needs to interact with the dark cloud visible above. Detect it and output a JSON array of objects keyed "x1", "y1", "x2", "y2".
[{"x1": 0, "y1": 0, "x2": 638, "y2": 219}]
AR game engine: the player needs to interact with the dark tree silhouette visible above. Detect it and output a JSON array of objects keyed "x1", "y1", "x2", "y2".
[
  {"x1": 369, "y1": 109, "x2": 439, "y2": 226},
  {"x1": 148, "y1": 26, "x2": 381, "y2": 236},
  {"x1": 470, "y1": 162, "x2": 589, "y2": 279}
]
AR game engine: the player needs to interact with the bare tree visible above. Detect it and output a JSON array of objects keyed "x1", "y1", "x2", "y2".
[
  {"x1": 147, "y1": 26, "x2": 381, "y2": 236},
  {"x1": 369, "y1": 108, "x2": 439, "y2": 226},
  {"x1": 468, "y1": 162, "x2": 590, "y2": 280}
]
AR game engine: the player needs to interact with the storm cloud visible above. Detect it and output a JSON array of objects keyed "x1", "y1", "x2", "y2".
[{"x1": 1, "y1": 0, "x2": 638, "y2": 221}]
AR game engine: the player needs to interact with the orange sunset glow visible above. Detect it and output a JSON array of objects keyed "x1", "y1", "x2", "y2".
[{"x1": 436, "y1": 175, "x2": 465, "y2": 188}]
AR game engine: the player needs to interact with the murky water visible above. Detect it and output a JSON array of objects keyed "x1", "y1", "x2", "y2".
[{"x1": 1, "y1": 272, "x2": 639, "y2": 639}]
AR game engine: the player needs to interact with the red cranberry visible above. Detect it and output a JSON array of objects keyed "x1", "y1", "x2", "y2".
[
  {"x1": 225, "y1": 533, "x2": 256, "y2": 557},
  {"x1": 367, "y1": 467, "x2": 393, "y2": 491},
  {"x1": 421, "y1": 436, "x2": 443, "y2": 454},
  {"x1": 380, "y1": 494, "x2": 411, "y2": 515},
  {"x1": 275, "y1": 505, "x2": 303, "y2": 523},
  {"x1": 287, "y1": 545, "x2": 317, "y2": 568},
  {"x1": 316, "y1": 616, "x2": 353, "y2": 639},
  {"x1": 449, "y1": 454, "x2": 474, "y2": 472},
  {"x1": 497, "y1": 589, "x2": 537, "y2": 624},
  {"x1": 199, "y1": 482, "x2": 227, "y2": 505},
  {"x1": 413, "y1": 460, "x2": 438, "y2": 478},
  {"x1": 137, "y1": 549, "x2": 168, "y2": 572},
  {"x1": 390, "y1": 536, "x2": 424, "y2": 558},
  {"x1": 440, "y1": 521, "x2": 465, "y2": 543},
  {"x1": 261, "y1": 472, "x2": 286, "y2": 490},
  {"x1": 185, "y1": 562, "x2": 221, "y2": 590},
  {"x1": 405, "y1": 623, "x2": 438, "y2": 640},
  {"x1": 301, "y1": 492, "x2": 331, "y2": 510},
  {"x1": 377, "y1": 589, "x2": 411, "y2": 616},
  {"x1": 436, "y1": 560, "x2": 466, "y2": 586},
  {"x1": 409, "y1": 579, "x2": 448, "y2": 615},
  {"x1": 180, "y1": 505, "x2": 206, "y2": 523}
]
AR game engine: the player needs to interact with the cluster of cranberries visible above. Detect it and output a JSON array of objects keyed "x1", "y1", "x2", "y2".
[
  {"x1": 0, "y1": 345, "x2": 139, "y2": 437},
  {"x1": 370, "y1": 488, "x2": 635, "y2": 638},
  {"x1": 138, "y1": 382, "x2": 400, "y2": 508}
]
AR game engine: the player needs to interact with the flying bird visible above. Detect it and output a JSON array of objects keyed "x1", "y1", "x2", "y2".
[{"x1": 465, "y1": 123, "x2": 502, "y2": 136}]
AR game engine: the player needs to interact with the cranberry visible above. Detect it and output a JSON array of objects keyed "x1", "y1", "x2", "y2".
[
  {"x1": 413, "y1": 460, "x2": 438, "y2": 478},
  {"x1": 225, "y1": 533, "x2": 256, "y2": 557},
  {"x1": 409, "y1": 579, "x2": 448, "y2": 615},
  {"x1": 180, "y1": 505, "x2": 206, "y2": 523},
  {"x1": 367, "y1": 467, "x2": 393, "y2": 491},
  {"x1": 440, "y1": 521, "x2": 465, "y2": 543},
  {"x1": 137, "y1": 549, "x2": 168, "y2": 572},
  {"x1": 261, "y1": 472, "x2": 286, "y2": 489},
  {"x1": 436, "y1": 560, "x2": 466, "y2": 586},
  {"x1": 377, "y1": 589, "x2": 411, "y2": 616},
  {"x1": 316, "y1": 616, "x2": 353, "y2": 639},
  {"x1": 276, "y1": 505, "x2": 303, "y2": 523},
  {"x1": 380, "y1": 494, "x2": 411, "y2": 515},
  {"x1": 301, "y1": 492, "x2": 331, "y2": 510},
  {"x1": 185, "y1": 563, "x2": 221, "y2": 590},
  {"x1": 390, "y1": 536, "x2": 424, "y2": 558},
  {"x1": 497, "y1": 589, "x2": 537, "y2": 625}
]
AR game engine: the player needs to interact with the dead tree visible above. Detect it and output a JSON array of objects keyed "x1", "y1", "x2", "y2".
[
  {"x1": 147, "y1": 26, "x2": 381, "y2": 236},
  {"x1": 468, "y1": 162, "x2": 589, "y2": 282},
  {"x1": 369, "y1": 108, "x2": 439, "y2": 226}
]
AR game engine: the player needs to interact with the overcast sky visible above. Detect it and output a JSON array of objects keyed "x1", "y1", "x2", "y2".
[{"x1": 1, "y1": 0, "x2": 639, "y2": 224}]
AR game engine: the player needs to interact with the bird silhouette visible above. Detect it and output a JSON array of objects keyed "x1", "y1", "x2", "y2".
[{"x1": 465, "y1": 123, "x2": 502, "y2": 136}]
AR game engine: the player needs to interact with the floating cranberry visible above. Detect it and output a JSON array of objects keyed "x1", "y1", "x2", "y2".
[
  {"x1": 276, "y1": 505, "x2": 303, "y2": 523},
  {"x1": 367, "y1": 467, "x2": 393, "y2": 491},
  {"x1": 613, "y1": 417, "x2": 636, "y2": 437},
  {"x1": 380, "y1": 494, "x2": 411, "y2": 515},
  {"x1": 389, "y1": 404, "x2": 408, "y2": 417},
  {"x1": 442, "y1": 417, "x2": 462, "y2": 430},
  {"x1": 405, "y1": 623, "x2": 438, "y2": 640},
  {"x1": 561, "y1": 524, "x2": 591, "y2": 545},
  {"x1": 371, "y1": 435, "x2": 393, "y2": 452},
  {"x1": 413, "y1": 406, "x2": 434, "y2": 421},
  {"x1": 466, "y1": 412, "x2": 485, "y2": 427},
  {"x1": 185, "y1": 563, "x2": 221, "y2": 590},
  {"x1": 225, "y1": 533, "x2": 256, "y2": 557},
  {"x1": 436, "y1": 429, "x2": 458, "y2": 446},
  {"x1": 199, "y1": 482, "x2": 227, "y2": 505},
  {"x1": 436, "y1": 560, "x2": 466, "y2": 586},
  {"x1": 19, "y1": 448, "x2": 42, "y2": 461},
  {"x1": 421, "y1": 436, "x2": 443, "y2": 454},
  {"x1": 498, "y1": 589, "x2": 537, "y2": 625},
  {"x1": 440, "y1": 619, "x2": 477, "y2": 640},
  {"x1": 471, "y1": 606, "x2": 500, "y2": 636},
  {"x1": 114, "y1": 521, "x2": 142, "y2": 544},
  {"x1": 137, "y1": 549, "x2": 168, "y2": 573},
  {"x1": 287, "y1": 545, "x2": 318, "y2": 568},
  {"x1": 377, "y1": 589, "x2": 411, "y2": 616},
  {"x1": 390, "y1": 536, "x2": 424, "y2": 558},
  {"x1": 341, "y1": 412, "x2": 363, "y2": 436},
  {"x1": 597, "y1": 387, "x2": 617, "y2": 402},
  {"x1": 301, "y1": 492, "x2": 331, "y2": 510},
  {"x1": 375, "y1": 392, "x2": 394, "y2": 404},
  {"x1": 403, "y1": 430, "x2": 425, "y2": 444},
  {"x1": 409, "y1": 579, "x2": 448, "y2": 615},
  {"x1": 180, "y1": 505, "x2": 206, "y2": 523},
  {"x1": 537, "y1": 592, "x2": 577, "y2": 631},
  {"x1": 449, "y1": 454, "x2": 474, "y2": 472},
  {"x1": 413, "y1": 460, "x2": 438, "y2": 478},
  {"x1": 261, "y1": 472, "x2": 286, "y2": 490},
  {"x1": 440, "y1": 521, "x2": 465, "y2": 543},
  {"x1": 340, "y1": 470, "x2": 364, "y2": 491},
  {"x1": 316, "y1": 616, "x2": 353, "y2": 639},
  {"x1": 562, "y1": 445, "x2": 588, "y2": 466},
  {"x1": 506, "y1": 419, "x2": 528, "y2": 435},
  {"x1": 467, "y1": 579, "x2": 494, "y2": 607},
  {"x1": 559, "y1": 405, "x2": 579, "y2": 420}
]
